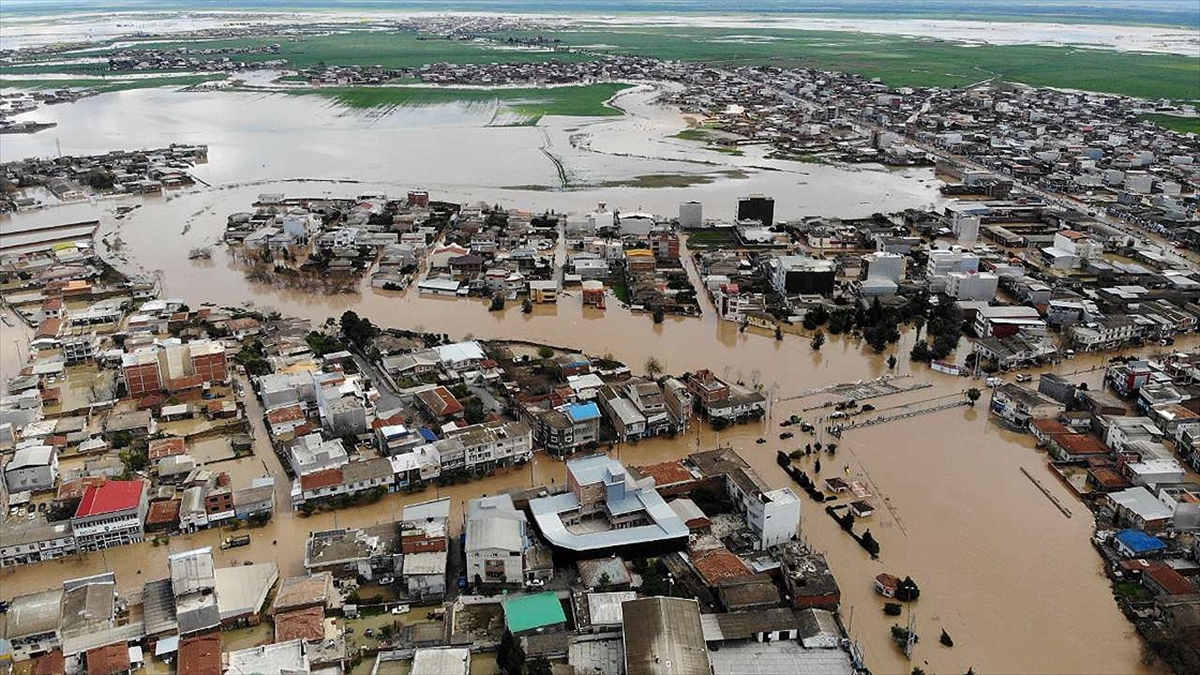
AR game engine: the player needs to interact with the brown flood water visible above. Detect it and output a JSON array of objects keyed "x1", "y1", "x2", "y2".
[{"x1": 0, "y1": 88, "x2": 1172, "y2": 674}]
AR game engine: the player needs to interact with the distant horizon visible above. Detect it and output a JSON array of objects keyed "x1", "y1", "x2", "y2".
[{"x1": 3, "y1": 0, "x2": 1199, "y2": 29}]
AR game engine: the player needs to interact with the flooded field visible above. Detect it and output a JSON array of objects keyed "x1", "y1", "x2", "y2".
[{"x1": 0, "y1": 83, "x2": 1167, "y2": 674}]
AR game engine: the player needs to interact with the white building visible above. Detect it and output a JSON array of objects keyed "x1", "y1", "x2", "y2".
[
  {"x1": 289, "y1": 433, "x2": 349, "y2": 477},
  {"x1": 926, "y1": 247, "x2": 980, "y2": 278},
  {"x1": 464, "y1": 495, "x2": 528, "y2": 587},
  {"x1": 4, "y1": 444, "x2": 58, "y2": 493},
  {"x1": 679, "y1": 201, "x2": 703, "y2": 229},
  {"x1": 945, "y1": 270, "x2": 999, "y2": 301},
  {"x1": 860, "y1": 251, "x2": 906, "y2": 284},
  {"x1": 748, "y1": 488, "x2": 801, "y2": 550}
]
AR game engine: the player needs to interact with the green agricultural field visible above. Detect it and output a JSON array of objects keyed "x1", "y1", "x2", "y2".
[
  {"x1": 1140, "y1": 113, "x2": 1200, "y2": 135},
  {"x1": 301, "y1": 82, "x2": 631, "y2": 120},
  {"x1": 500, "y1": 26, "x2": 1200, "y2": 101}
]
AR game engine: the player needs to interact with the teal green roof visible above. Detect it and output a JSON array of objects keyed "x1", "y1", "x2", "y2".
[{"x1": 503, "y1": 592, "x2": 567, "y2": 634}]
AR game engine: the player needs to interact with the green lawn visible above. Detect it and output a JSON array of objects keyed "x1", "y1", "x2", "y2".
[
  {"x1": 501, "y1": 26, "x2": 1200, "y2": 101},
  {"x1": 300, "y1": 82, "x2": 631, "y2": 119},
  {"x1": 1140, "y1": 113, "x2": 1200, "y2": 135}
]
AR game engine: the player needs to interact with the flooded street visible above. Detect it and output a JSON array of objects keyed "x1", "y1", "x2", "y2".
[{"x1": 0, "y1": 85, "x2": 1162, "y2": 674}]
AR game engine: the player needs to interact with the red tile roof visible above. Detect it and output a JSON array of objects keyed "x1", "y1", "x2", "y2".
[
  {"x1": 267, "y1": 404, "x2": 306, "y2": 425},
  {"x1": 417, "y1": 386, "x2": 463, "y2": 417},
  {"x1": 1052, "y1": 432, "x2": 1109, "y2": 457},
  {"x1": 166, "y1": 375, "x2": 206, "y2": 392},
  {"x1": 58, "y1": 475, "x2": 107, "y2": 501},
  {"x1": 148, "y1": 437, "x2": 187, "y2": 460},
  {"x1": 75, "y1": 480, "x2": 145, "y2": 518},
  {"x1": 274, "y1": 606, "x2": 325, "y2": 643},
  {"x1": 146, "y1": 499, "x2": 181, "y2": 527},
  {"x1": 85, "y1": 642, "x2": 131, "y2": 675},
  {"x1": 1145, "y1": 562, "x2": 1197, "y2": 597},
  {"x1": 691, "y1": 547, "x2": 752, "y2": 586},
  {"x1": 634, "y1": 460, "x2": 696, "y2": 487},
  {"x1": 178, "y1": 632, "x2": 222, "y2": 675},
  {"x1": 34, "y1": 318, "x2": 62, "y2": 339},
  {"x1": 372, "y1": 413, "x2": 407, "y2": 430},
  {"x1": 300, "y1": 468, "x2": 343, "y2": 492},
  {"x1": 1031, "y1": 418, "x2": 1070, "y2": 436},
  {"x1": 41, "y1": 297, "x2": 64, "y2": 311},
  {"x1": 32, "y1": 649, "x2": 65, "y2": 675}
]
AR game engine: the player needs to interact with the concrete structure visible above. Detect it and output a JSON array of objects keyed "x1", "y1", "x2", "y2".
[
  {"x1": 528, "y1": 455, "x2": 688, "y2": 558},
  {"x1": 464, "y1": 494, "x2": 528, "y2": 587},
  {"x1": 4, "y1": 444, "x2": 58, "y2": 493},
  {"x1": 771, "y1": 256, "x2": 835, "y2": 296},
  {"x1": 945, "y1": 270, "x2": 999, "y2": 301},
  {"x1": 737, "y1": 194, "x2": 774, "y2": 226},
  {"x1": 71, "y1": 480, "x2": 149, "y2": 551},
  {"x1": 679, "y1": 201, "x2": 703, "y2": 229},
  {"x1": 411, "y1": 647, "x2": 471, "y2": 675}
]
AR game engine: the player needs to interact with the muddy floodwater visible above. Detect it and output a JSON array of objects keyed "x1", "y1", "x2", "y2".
[{"x1": 0, "y1": 85, "x2": 1166, "y2": 674}]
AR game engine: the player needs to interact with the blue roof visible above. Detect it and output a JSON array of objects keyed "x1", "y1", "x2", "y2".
[
  {"x1": 418, "y1": 427, "x2": 438, "y2": 442},
  {"x1": 1114, "y1": 529, "x2": 1166, "y2": 554},
  {"x1": 565, "y1": 402, "x2": 600, "y2": 422}
]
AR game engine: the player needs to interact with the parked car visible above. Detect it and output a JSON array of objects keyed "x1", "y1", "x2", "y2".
[
  {"x1": 391, "y1": 604, "x2": 410, "y2": 615},
  {"x1": 1015, "y1": 373, "x2": 1032, "y2": 383}
]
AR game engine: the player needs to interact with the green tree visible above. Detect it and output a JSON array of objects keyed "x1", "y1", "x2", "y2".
[
  {"x1": 887, "y1": 354, "x2": 898, "y2": 369},
  {"x1": 464, "y1": 398, "x2": 486, "y2": 424},
  {"x1": 522, "y1": 298, "x2": 534, "y2": 314},
  {"x1": 912, "y1": 314, "x2": 926, "y2": 340},
  {"x1": 966, "y1": 388, "x2": 981, "y2": 406},
  {"x1": 497, "y1": 629, "x2": 525, "y2": 675},
  {"x1": 910, "y1": 341, "x2": 931, "y2": 362},
  {"x1": 644, "y1": 356, "x2": 663, "y2": 379},
  {"x1": 537, "y1": 345, "x2": 554, "y2": 360},
  {"x1": 653, "y1": 307, "x2": 665, "y2": 324},
  {"x1": 810, "y1": 330, "x2": 825, "y2": 351},
  {"x1": 775, "y1": 325, "x2": 783, "y2": 340},
  {"x1": 527, "y1": 656, "x2": 553, "y2": 675}
]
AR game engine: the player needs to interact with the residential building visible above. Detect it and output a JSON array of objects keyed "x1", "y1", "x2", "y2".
[
  {"x1": 535, "y1": 402, "x2": 601, "y2": 455},
  {"x1": 464, "y1": 495, "x2": 528, "y2": 587},
  {"x1": 1108, "y1": 486, "x2": 1175, "y2": 533},
  {"x1": 4, "y1": 444, "x2": 58, "y2": 493},
  {"x1": 989, "y1": 384, "x2": 1066, "y2": 429},
  {"x1": 771, "y1": 256, "x2": 835, "y2": 296},
  {"x1": 444, "y1": 420, "x2": 533, "y2": 471},
  {"x1": 170, "y1": 547, "x2": 221, "y2": 635},
  {"x1": 412, "y1": 647, "x2": 471, "y2": 675},
  {"x1": 0, "y1": 520, "x2": 77, "y2": 567},
  {"x1": 690, "y1": 449, "x2": 800, "y2": 550}
]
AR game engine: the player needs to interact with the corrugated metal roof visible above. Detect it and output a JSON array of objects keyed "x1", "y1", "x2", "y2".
[{"x1": 504, "y1": 592, "x2": 567, "y2": 634}]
